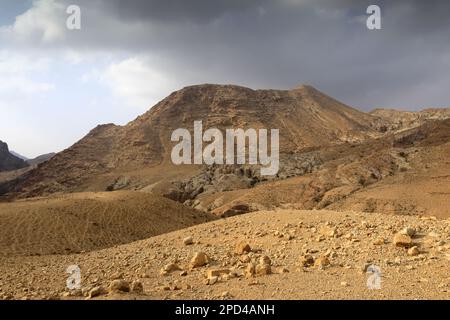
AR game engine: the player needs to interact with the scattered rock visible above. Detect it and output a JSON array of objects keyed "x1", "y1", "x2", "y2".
[
  {"x1": 314, "y1": 256, "x2": 330, "y2": 268},
  {"x1": 161, "y1": 263, "x2": 181, "y2": 275},
  {"x1": 361, "y1": 263, "x2": 371, "y2": 273},
  {"x1": 235, "y1": 242, "x2": 251, "y2": 255},
  {"x1": 319, "y1": 226, "x2": 336, "y2": 237},
  {"x1": 256, "y1": 263, "x2": 271, "y2": 275},
  {"x1": 109, "y1": 280, "x2": 130, "y2": 293},
  {"x1": 274, "y1": 267, "x2": 289, "y2": 274},
  {"x1": 259, "y1": 256, "x2": 271, "y2": 266},
  {"x1": 400, "y1": 227, "x2": 416, "y2": 237},
  {"x1": 407, "y1": 246, "x2": 420, "y2": 256},
  {"x1": 206, "y1": 268, "x2": 231, "y2": 279},
  {"x1": 373, "y1": 237, "x2": 386, "y2": 245},
  {"x1": 183, "y1": 236, "x2": 194, "y2": 245},
  {"x1": 299, "y1": 254, "x2": 315, "y2": 267},
  {"x1": 245, "y1": 263, "x2": 256, "y2": 277},
  {"x1": 88, "y1": 286, "x2": 105, "y2": 298},
  {"x1": 110, "y1": 272, "x2": 124, "y2": 280},
  {"x1": 131, "y1": 280, "x2": 144, "y2": 293},
  {"x1": 190, "y1": 252, "x2": 209, "y2": 268},
  {"x1": 393, "y1": 233, "x2": 413, "y2": 247},
  {"x1": 182, "y1": 283, "x2": 192, "y2": 290},
  {"x1": 207, "y1": 276, "x2": 219, "y2": 285}
]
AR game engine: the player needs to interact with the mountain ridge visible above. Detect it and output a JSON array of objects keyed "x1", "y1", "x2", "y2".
[{"x1": 1, "y1": 83, "x2": 449, "y2": 202}]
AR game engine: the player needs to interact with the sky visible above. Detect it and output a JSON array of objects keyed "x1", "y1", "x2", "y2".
[{"x1": 0, "y1": 0, "x2": 450, "y2": 158}]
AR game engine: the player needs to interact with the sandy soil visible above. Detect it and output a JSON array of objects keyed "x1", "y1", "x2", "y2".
[
  {"x1": 0, "y1": 209, "x2": 448, "y2": 300},
  {"x1": 0, "y1": 191, "x2": 215, "y2": 256}
]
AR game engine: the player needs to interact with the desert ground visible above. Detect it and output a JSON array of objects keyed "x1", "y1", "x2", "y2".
[{"x1": 0, "y1": 206, "x2": 448, "y2": 300}]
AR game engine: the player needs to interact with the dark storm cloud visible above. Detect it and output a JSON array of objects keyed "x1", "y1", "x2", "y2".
[
  {"x1": 96, "y1": 0, "x2": 272, "y2": 23},
  {"x1": 17, "y1": 0, "x2": 450, "y2": 109}
]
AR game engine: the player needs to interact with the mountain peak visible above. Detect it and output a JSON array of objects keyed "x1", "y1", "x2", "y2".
[{"x1": 290, "y1": 84, "x2": 318, "y2": 92}]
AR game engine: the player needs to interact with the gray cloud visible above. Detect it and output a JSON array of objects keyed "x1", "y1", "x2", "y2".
[{"x1": 4, "y1": 0, "x2": 450, "y2": 110}]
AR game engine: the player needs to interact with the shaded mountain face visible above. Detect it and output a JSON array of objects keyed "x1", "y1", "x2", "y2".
[
  {"x1": 0, "y1": 141, "x2": 29, "y2": 172},
  {"x1": 9, "y1": 151, "x2": 28, "y2": 161}
]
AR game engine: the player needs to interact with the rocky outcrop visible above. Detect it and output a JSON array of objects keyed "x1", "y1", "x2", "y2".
[{"x1": 0, "y1": 140, "x2": 28, "y2": 172}]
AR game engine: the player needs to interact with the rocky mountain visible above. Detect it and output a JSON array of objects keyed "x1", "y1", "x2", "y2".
[
  {"x1": 1, "y1": 84, "x2": 449, "y2": 209},
  {"x1": 370, "y1": 108, "x2": 450, "y2": 132},
  {"x1": 0, "y1": 141, "x2": 29, "y2": 172},
  {"x1": 1, "y1": 84, "x2": 387, "y2": 198}
]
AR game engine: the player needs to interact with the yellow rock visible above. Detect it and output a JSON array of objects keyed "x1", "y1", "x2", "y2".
[
  {"x1": 393, "y1": 233, "x2": 413, "y2": 247},
  {"x1": 235, "y1": 242, "x2": 251, "y2": 255}
]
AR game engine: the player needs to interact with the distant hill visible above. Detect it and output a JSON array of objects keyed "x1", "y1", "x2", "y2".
[
  {"x1": 9, "y1": 151, "x2": 28, "y2": 161},
  {"x1": 27, "y1": 153, "x2": 56, "y2": 166},
  {"x1": 370, "y1": 108, "x2": 450, "y2": 132},
  {"x1": 0, "y1": 190, "x2": 216, "y2": 256}
]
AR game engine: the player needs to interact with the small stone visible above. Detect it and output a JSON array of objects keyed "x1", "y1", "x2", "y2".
[
  {"x1": 299, "y1": 254, "x2": 315, "y2": 267},
  {"x1": 248, "y1": 279, "x2": 259, "y2": 286},
  {"x1": 361, "y1": 263, "x2": 371, "y2": 273},
  {"x1": 407, "y1": 246, "x2": 420, "y2": 256},
  {"x1": 235, "y1": 242, "x2": 251, "y2": 255},
  {"x1": 259, "y1": 256, "x2": 271, "y2": 266},
  {"x1": 180, "y1": 270, "x2": 188, "y2": 276},
  {"x1": 131, "y1": 280, "x2": 144, "y2": 293},
  {"x1": 172, "y1": 284, "x2": 182, "y2": 290},
  {"x1": 314, "y1": 256, "x2": 330, "y2": 268},
  {"x1": 393, "y1": 233, "x2": 413, "y2": 247},
  {"x1": 373, "y1": 237, "x2": 386, "y2": 245},
  {"x1": 190, "y1": 252, "x2": 209, "y2": 268},
  {"x1": 73, "y1": 289, "x2": 83, "y2": 297},
  {"x1": 206, "y1": 268, "x2": 231, "y2": 279},
  {"x1": 88, "y1": 286, "x2": 105, "y2": 298},
  {"x1": 245, "y1": 263, "x2": 256, "y2": 277},
  {"x1": 319, "y1": 226, "x2": 336, "y2": 237},
  {"x1": 240, "y1": 254, "x2": 251, "y2": 263},
  {"x1": 183, "y1": 236, "x2": 194, "y2": 245},
  {"x1": 340, "y1": 282, "x2": 349, "y2": 287},
  {"x1": 255, "y1": 263, "x2": 271, "y2": 276},
  {"x1": 275, "y1": 267, "x2": 289, "y2": 274},
  {"x1": 110, "y1": 272, "x2": 124, "y2": 280},
  {"x1": 161, "y1": 263, "x2": 181, "y2": 274},
  {"x1": 400, "y1": 227, "x2": 416, "y2": 237},
  {"x1": 109, "y1": 280, "x2": 130, "y2": 293},
  {"x1": 208, "y1": 276, "x2": 218, "y2": 285},
  {"x1": 182, "y1": 283, "x2": 192, "y2": 290}
]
